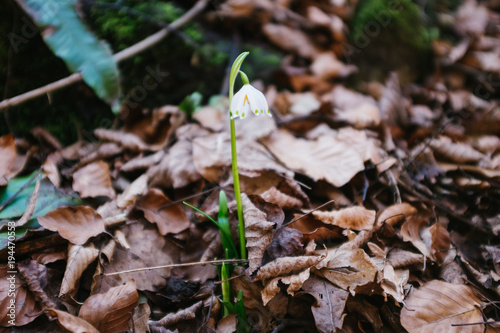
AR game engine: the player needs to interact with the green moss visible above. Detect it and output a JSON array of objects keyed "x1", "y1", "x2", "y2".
[{"x1": 351, "y1": 0, "x2": 432, "y2": 53}]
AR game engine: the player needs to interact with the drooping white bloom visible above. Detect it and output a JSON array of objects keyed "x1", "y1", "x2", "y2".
[{"x1": 230, "y1": 84, "x2": 271, "y2": 119}]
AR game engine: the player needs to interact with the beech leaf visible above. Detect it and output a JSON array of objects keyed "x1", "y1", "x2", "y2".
[
  {"x1": 59, "y1": 244, "x2": 99, "y2": 299},
  {"x1": 136, "y1": 188, "x2": 190, "y2": 235},
  {"x1": 38, "y1": 206, "x2": 106, "y2": 245},
  {"x1": 261, "y1": 130, "x2": 364, "y2": 187},
  {"x1": 312, "y1": 206, "x2": 376, "y2": 231},
  {"x1": 0, "y1": 266, "x2": 41, "y2": 326},
  {"x1": 401, "y1": 280, "x2": 485, "y2": 333},
  {"x1": 79, "y1": 279, "x2": 139, "y2": 333},
  {"x1": 242, "y1": 193, "x2": 277, "y2": 275},
  {"x1": 302, "y1": 275, "x2": 349, "y2": 332},
  {"x1": 47, "y1": 309, "x2": 99, "y2": 333},
  {"x1": 72, "y1": 161, "x2": 116, "y2": 199}
]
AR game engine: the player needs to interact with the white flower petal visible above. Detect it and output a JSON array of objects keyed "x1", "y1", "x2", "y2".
[{"x1": 230, "y1": 84, "x2": 271, "y2": 120}]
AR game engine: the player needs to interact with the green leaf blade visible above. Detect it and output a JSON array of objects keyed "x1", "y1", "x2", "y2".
[{"x1": 23, "y1": 0, "x2": 121, "y2": 112}]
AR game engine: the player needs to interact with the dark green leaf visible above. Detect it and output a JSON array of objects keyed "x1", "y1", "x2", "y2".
[{"x1": 20, "y1": 0, "x2": 121, "y2": 112}]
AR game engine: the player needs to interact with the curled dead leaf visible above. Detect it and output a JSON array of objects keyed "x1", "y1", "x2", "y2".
[
  {"x1": 376, "y1": 203, "x2": 418, "y2": 227},
  {"x1": 94, "y1": 128, "x2": 153, "y2": 151},
  {"x1": 430, "y1": 222, "x2": 451, "y2": 264},
  {"x1": 401, "y1": 216, "x2": 432, "y2": 258},
  {"x1": 72, "y1": 161, "x2": 116, "y2": 199},
  {"x1": 262, "y1": 23, "x2": 319, "y2": 59},
  {"x1": 262, "y1": 268, "x2": 311, "y2": 306},
  {"x1": 0, "y1": 134, "x2": 16, "y2": 186},
  {"x1": 147, "y1": 139, "x2": 201, "y2": 189},
  {"x1": 255, "y1": 254, "x2": 325, "y2": 281},
  {"x1": 79, "y1": 279, "x2": 139, "y2": 333},
  {"x1": 430, "y1": 136, "x2": 485, "y2": 163},
  {"x1": 60, "y1": 244, "x2": 99, "y2": 300},
  {"x1": 243, "y1": 193, "x2": 277, "y2": 275},
  {"x1": 38, "y1": 206, "x2": 106, "y2": 245},
  {"x1": 47, "y1": 309, "x2": 99, "y2": 333},
  {"x1": 0, "y1": 266, "x2": 41, "y2": 326},
  {"x1": 136, "y1": 188, "x2": 190, "y2": 235},
  {"x1": 312, "y1": 206, "x2": 376, "y2": 231},
  {"x1": 151, "y1": 300, "x2": 203, "y2": 327}
]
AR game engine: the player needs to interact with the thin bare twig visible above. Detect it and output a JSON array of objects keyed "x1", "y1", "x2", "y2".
[
  {"x1": 0, "y1": 0, "x2": 209, "y2": 111},
  {"x1": 103, "y1": 258, "x2": 249, "y2": 277},
  {"x1": 281, "y1": 200, "x2": 335, "y2": 227}
]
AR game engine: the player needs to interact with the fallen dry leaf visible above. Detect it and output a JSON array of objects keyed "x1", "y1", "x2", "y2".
[
  {"x1": 100, "y1": 222, "x2": 173, "y2": 291},
  {"x1": 216, "y1": 314, "x2": 238, "y2": 333},
  {"x1": 243, "y1": 193, "x2": 277, "y2": 275},
  {"x1": 147, "y1": 139, "x2": 201, "y2": 188},
  {"x1": 316, "y1": 246, "x2": 379, "y2": 293},
  {"x1": 430, "y1": 136, "x2": 485, "y2": 163},
  {"x1": 116, "y1": 174, "x2": 149, "y2": 212},
  {"x1": 262, "y1": 267, "x2": 311, "y2": 305},
  {"x1": 72, "y1": 161, "x2": 116, "y2": 199},
  {"x1": 263, "y1": 227, "x2": 304, "y2": 263},
  {"x1": 290, "y1": 213, "x2": 344, "y2": 242},
  {"x1": 0, "y1": 265, "x2": 41, "y2": 326},
  {"x1": 256, "y1": 254, "x2": 325, "y2": 281},
  {"x1": 302, "y1": 274, "x2": 349, "y2": 332},
  {"x1": 193, "y1": 132, "x2": 289, "y2": 183},
  {"x1": 18, "y1": 259, "x2": 58, "y2": 310},
  {"x1": 455, "y1": 1, "x2": 489, "y2": 37},
  {"x1": 261, "y1": 186, "x2": 304, "y2": 210},
  {"x1": 430, "y1": 222, "x2": 451, "y2": 264},
  {"x1": 121, "y1": 150, "x2": 165, "y2": 173},
  {"x1": 310, "y1": 52, "x2": 356, "y2": 80},
  {"x1": 335, "y1": 102, "x2": 381, "y2": 128},
  {"x1": 38, "y1": 206, "x2": 106, "y2": 245},
  {"x1": 0, "y1": 134, "x2": 16, "y2": 186},
  {"x1": 400, "y1": 280, "x2": 485, "y2": 333},
  {"x1": 47, "y1": 309, "x2": 99, "y2": 333},
  {"x1": 79, "y1": 279, "x2": 139, "y2": 333},
  {"x1": 381, "y1": 265, "x2": 409, "y2": 303},
  {"x1": 132, "y1": 302, "x2": 151, "y2": 333},
  {"x1": 231, "y1": 266, "x2": 287, "y2": 332},
  {"x1": 261, "y1": 129, "x2": 364, "y2": 187},
  {"x1": 262, "y1": 23, "x2": 319, "y2": 59},
  {"x1": 94, "y1": 128, "x2": 154, "y2": 151},
  {"x1": 136, "y1": 188, "x2": 190, "y2": 235},
  {"x1": 376, "y1": 203, "x2": 418, "y2": 227},
  {"x1": 312, "y1": 206, "x2": 376, "y2": 231},
  {"x1": 150, "y1": 300, "x2": 203, "y2": 328},
  {"x1": 43, "y1": 159, "x2": 61, "y2": 188},
  {"x1": 401, "y1": 215, "x2": 432, "y2": 259},
  {"x1": 59, "y1": 244, "x2": 99, "y2": 300}
]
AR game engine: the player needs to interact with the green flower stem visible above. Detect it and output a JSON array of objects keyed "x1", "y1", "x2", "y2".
[
  {"x1": 230, "y1": 119, "x2": 246, "y2": 259},
  {"x1": 221, "y1": 263, "x2": 231, "y2": 317},
  {"x1": 228, "y1": 52, "x2": 249, "y2": 260}
]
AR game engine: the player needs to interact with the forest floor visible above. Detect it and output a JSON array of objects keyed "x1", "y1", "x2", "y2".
[{"x1": 1, "y1": 0, "x2": 500, "y2": 332}]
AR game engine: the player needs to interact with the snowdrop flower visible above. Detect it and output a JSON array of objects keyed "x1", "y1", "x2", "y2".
[{"x1": 230, "y1": 84, "x2": 271, "y2": 119}]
